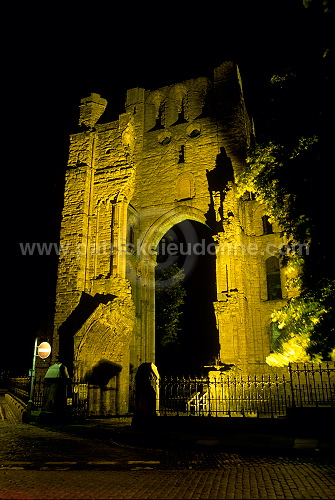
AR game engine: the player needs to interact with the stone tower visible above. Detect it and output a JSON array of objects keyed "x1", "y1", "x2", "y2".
[{"x1": 52, "y1": 62, "x2": 289, "y2": 415}]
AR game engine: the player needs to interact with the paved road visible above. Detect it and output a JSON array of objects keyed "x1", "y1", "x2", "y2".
[
  {"x1": 2, "y1": 454, "x2": 335, "y2": 500},
  {"x1": 1, "y1": 398, "x2": 335, "y2": 499},
  {"x1": 2, "y1": 464, "x2": 335, "y2": 500}
]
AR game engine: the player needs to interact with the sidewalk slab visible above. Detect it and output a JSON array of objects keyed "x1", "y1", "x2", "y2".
[{"x1": 36, "y1": 415, "x2": 335, "y2": 456}]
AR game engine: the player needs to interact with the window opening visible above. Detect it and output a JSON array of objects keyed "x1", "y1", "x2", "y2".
[
  {"x1": 262, "y1": 215, "x2": 273, "y2": 234},
  {"x1": 127, "y1": 225, "x2": 135, "y2": 253},
  {"x1": 178, "y1": 145, "x2": 185, "y2": 164},
  {"x1": 266, "y1": 256, "x2": 282, "y2": 300},
  {"x1": 270, "y1": 321, "x2": 282, "y2": 352},
  {"x1": 153, "y1": 105, "x2": 164, "y2": 130}
]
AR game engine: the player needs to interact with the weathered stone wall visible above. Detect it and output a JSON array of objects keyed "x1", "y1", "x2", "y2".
[{"x1": 52, "y1": 61, "x2": 289, "y2": 415}]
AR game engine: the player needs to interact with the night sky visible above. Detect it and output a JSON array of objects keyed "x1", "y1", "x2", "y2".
[{"x1": 3, "y1": 2, "x2": 330, "y2": 373}]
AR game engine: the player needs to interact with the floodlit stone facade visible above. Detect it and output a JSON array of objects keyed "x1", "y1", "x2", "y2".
[{"x1": 53, "y1": 62, "x2": 289, "y2": 415}]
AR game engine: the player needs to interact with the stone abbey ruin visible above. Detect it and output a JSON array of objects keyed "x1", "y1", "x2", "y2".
[{"x1": 51, "y1": 62, "x2": 291, "y2": 415}]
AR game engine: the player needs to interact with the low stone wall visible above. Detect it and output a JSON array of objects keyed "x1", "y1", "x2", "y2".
[{"x1": 5, "y1": 393, "x2": 28, "y2": 423}]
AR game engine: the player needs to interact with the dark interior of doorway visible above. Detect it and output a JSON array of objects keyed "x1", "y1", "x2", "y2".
[{"x1": 155, "y1": 220, "x2": 219, "y2": 376}]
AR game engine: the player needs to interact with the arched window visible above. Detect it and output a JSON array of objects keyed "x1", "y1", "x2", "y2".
[
  {"x1": 146, "y1": 91, "x2": 165, "y2": 131},
  {"x1": 262, "y1": 215, "x2": 273, "y2": 234},
  {"x1": 154, "y1": 104, "x2": 164, "y2": 130},
  {"x1": 190, "y1": 77, "x2": 211, "y2": 120},
  {"x1": 175, "y1": 98, "x2": 187, "y2": 124},
  {"x1": 168, "y1": 84, "x2": 187, "y2": 126},
  {"x1": 265, "y1": 256, "x2": 282, "y2": 300}
]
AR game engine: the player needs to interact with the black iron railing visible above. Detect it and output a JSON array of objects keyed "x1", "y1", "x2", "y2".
[
  {"x1": 7, "y1": 362, "x2": 335, "y2": 419},
  {"x1": 158, "y1": 373, "x2": 290, "y2": 417},
  {"x1": 288, "y1": 362, "x2": 335, "y2": 408},
  {"x1": 7, "y1": 377, "x2": 89, "y2": 420},
  {"x1": 159, "y1": 363, "x2": 335, "y2": 417}
]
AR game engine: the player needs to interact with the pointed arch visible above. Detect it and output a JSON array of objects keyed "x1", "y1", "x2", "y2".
[
  {"x1": 145, "y1": 90, "x2": 165, "y2": 131},
  {"x1": 139, "y1": 206, "x2": 208, "y2": 256},
  {"x1": 189, "y1": 77, "x2": 211, "y2": 120},
  {"x1": 166, "y1": 84, "x2": 188, "y2": 126}
]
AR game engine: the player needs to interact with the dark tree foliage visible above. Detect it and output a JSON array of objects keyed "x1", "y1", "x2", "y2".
[
  {"x1": 155, "y1": 264, "x2": 186, "y2": 373},
  {"x1": 238, "y1": 39, "x2": 335, "y2": 362}
]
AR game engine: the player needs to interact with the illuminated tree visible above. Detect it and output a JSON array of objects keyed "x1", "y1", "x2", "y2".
[{"x1": 238, "y1": 45, "x2": 335, "y2": 365}]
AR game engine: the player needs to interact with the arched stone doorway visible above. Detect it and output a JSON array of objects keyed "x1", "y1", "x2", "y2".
[
  {"x1": 155, "y1": 219, "x2": 219, "y2": 375},
  {"x1": 133, "y1": 207, "x2": 210, "y2": 369}
]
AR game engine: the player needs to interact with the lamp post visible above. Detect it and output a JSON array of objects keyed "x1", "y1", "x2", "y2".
[
  {"x1": 27, "y1": 339, "x2": 51, "y2": 422},
  {"x1": 27, "y1": 337, "x2": 38, "y2": 421}
]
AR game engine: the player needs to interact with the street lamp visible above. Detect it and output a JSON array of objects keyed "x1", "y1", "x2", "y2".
[{"x1": 27, "y1": 338, "x2": 51, "y2": 421}]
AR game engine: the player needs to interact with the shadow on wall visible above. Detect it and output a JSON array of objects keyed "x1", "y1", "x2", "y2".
[
  {"x1": 206, "y1": 146, "x2": 235, "y2": 232},
  {"x1": 58, "y1": 292, "x2": 116, "y2": 374},
  {"x1": 85, "y1": 359, "x2": 122, "y2": 389}
]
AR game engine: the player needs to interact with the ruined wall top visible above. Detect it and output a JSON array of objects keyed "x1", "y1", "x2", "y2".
[
  {"x1": 76, "y1": 62, "x2": 249, "y2": 136},
  {"x1": 79, "y1": 92, "x2": 108, "y2": 129}
]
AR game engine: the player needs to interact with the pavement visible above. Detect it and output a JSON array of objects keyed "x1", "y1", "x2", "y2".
[{"x1": 31, "y1": 410, "x2": 335, "y2": 457}]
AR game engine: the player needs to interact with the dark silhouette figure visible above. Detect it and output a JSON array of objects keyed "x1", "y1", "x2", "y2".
[{"x1": 132, "y1": 362, "x2": 159, "y2": 429}]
